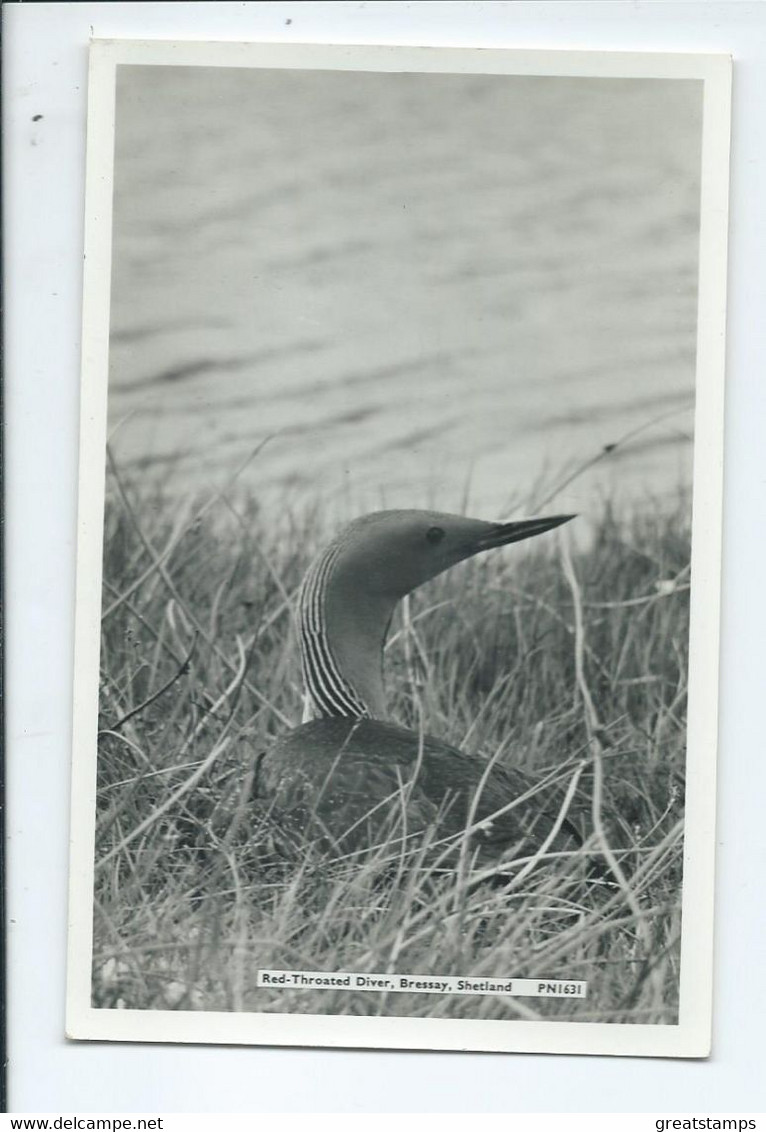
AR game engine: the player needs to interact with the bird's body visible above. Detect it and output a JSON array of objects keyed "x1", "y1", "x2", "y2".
[
  {"x1": 262, "y1": 717, "x2": 579, "y2": 864},
  {"x1": 260, "y1": 508, "x2": 578, "y2": 864}
]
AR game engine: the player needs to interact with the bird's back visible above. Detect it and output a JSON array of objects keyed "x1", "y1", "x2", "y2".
[{"x1": 259, "y1": 718, "x2": 582, "y2": 865}]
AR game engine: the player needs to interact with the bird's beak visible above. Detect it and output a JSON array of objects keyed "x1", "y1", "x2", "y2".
[{"x1": 475, "y1": 514, "x2": 576, "y2": 551}]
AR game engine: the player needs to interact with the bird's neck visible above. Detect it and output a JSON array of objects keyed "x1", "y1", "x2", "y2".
[{"x1": 298, "y1": 544, "x2": 395, "y2": 720}]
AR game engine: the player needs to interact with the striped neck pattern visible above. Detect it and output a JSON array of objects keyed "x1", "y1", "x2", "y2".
[{"x1": 298, "y1": 543, "x2": 371, "y2": 720}]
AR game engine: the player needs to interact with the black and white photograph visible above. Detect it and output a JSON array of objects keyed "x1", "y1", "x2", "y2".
[{"x1": 66, "y1": 40, "x2": 730, "y2": 1057}]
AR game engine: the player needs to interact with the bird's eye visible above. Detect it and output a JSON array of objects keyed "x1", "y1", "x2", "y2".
[{"x1": 426, "y1": 526, "x2": 446, "y2": 545}]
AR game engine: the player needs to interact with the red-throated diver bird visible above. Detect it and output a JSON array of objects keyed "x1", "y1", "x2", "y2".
[{"x1": 260, "y1": 509, "x2": 578, "y2": 865}]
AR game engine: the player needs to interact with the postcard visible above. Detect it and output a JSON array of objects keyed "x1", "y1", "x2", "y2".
[{"x1": 67, "y1": 39, "x2": 731, "y2": 1057}]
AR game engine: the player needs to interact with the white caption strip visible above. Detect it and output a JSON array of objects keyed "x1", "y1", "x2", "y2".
[{"x1": 257, "y1": 970, "x2": 587, "y2": 998}]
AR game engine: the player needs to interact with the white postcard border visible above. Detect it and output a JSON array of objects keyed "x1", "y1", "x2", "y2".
[{"x1": 67, "y1": 38, "x2": 732, "y2": 1059}]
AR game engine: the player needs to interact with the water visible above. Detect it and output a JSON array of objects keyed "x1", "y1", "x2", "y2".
[{"x1": 108, "y1": 65, "x2": 702, "y2": 521}]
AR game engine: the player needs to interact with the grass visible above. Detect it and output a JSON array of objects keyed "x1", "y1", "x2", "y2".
[{"x1": 93, "y1": 460, "x2": 691, "y2": 1026}]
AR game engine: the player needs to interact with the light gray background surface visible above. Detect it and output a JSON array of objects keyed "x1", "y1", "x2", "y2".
[{"x1": 4, "y1": 0, "x2": 765, "y2": 1114}]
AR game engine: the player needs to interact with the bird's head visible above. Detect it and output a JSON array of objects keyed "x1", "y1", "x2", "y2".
[{"x1": 331, "y1": 509, "x2": 575, "y2": 600}]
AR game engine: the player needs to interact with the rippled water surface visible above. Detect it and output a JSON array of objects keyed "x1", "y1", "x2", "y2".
[{"x1": 109, "y1": 65, "x2": 702, "y2": 519}]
